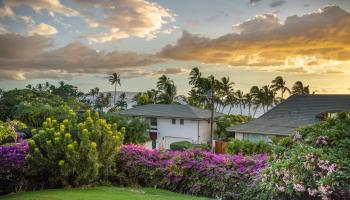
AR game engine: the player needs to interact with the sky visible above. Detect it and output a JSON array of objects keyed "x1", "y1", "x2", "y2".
[{"x1": 0, "y1": 0, "x2": 350, "y2": 95}]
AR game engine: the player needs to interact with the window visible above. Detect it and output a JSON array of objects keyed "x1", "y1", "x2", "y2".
[
  {"x1": 172, "y1": 118, "x2": 176, "y2": 124},
  {"x1": 150, "y1": 118, "x2": 157, "y2": 126},
  {"x1": 180, "y1": 119, "x2": 184, "y2": 125}
]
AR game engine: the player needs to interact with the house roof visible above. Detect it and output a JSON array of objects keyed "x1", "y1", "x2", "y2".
[
  {"x1": 227, "y1": 95, "x2": 350, "y2": 135},
  {"x1": 118, "y1": 104, "x2": 224, "y2": 120}
]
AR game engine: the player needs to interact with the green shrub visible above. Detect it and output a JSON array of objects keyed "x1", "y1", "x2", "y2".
[
  {"x1": 259, "y1": 112, "x2": 350, "y2": 199},
  {"x1": 104, "y1": 114, "x2": 149, "y2": 144},
  {"x1": 170, "y1": 141, "x2": 209, "y2": 151},
  {"x1": 215, "y1": 115, "x2": 252, "y2": 138},
  {"x1": 227, "y1": 138, "x2": 271, "y2": 155},
  {"x1": 25, "y1": 110, "x2": 124, "y2": 188},
  {"x1": 0, "y1": 120, "x2": 27, "y2": 145}
]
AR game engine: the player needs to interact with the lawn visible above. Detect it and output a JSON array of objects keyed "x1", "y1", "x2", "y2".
[{"x1": 0, "y1": 186, "x2": 210, "y2": 200}]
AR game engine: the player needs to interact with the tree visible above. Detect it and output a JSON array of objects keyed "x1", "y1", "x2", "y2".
[
  {"x1": 235, "y1": 90, "x2": 244, "y2": 115},
  {"x1": 259, "y1": 85, "x2": 275, "y2": 112},
  {"x1": 243, "y1": 93, "x2": 253, "y2": 116},
  {"x1": 292, "y1": 81, "x2": 310, "y2": 95},
  {"x1": 89, "y1": 87, "x2": 99, "y2": 104},
  {"x1": 109, "y1": 73, "x2": 121, "y2": 106},
  {"x1": 250, "y1": 86, "x2": 261, "y2": 117},
  {"x1": 218, "y1": 77, "x2": 234, "y2": 112},
  {"x1": 271, "y1": 76, "x2": 290, "y2": 99},
  {"x1": 157, "y1": 75, "x2": 177, "y2": 104},
  {"x1": 115, "y1": 92, "x2": 128, "y2": 110},
  {"x1": 95, "y1": 92, "x2": 111, "y2": 111}
]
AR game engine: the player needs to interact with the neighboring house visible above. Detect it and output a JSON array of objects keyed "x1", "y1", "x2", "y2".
[
  {"x1": 119, "y1": 104, "x2": 224, "y2": 149},
  {"x1": 227, "y1": 95, "x2": 350, "y2": 142}
]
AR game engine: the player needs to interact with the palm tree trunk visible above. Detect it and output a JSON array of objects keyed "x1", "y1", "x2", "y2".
[
  {"x1": 239, "y1": 104, "x2": 242, "y2": 115},
  {"x1": 228, "y1": 105, "x2": 232, "y2": 114},
  {"x1": 253, "y1": 105, "x2": 258, "y2": 118},
  {"x1": 248, "y1": 105, "x2": 251, "y2": 116},
  {"x1": 113, "y1": 84, "x2": 117, "y2": 106}
]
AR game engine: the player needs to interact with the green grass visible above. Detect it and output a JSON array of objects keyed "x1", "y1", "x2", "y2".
[{"x1": 0, "y1": 186, "x2": 210, "y2": 200}]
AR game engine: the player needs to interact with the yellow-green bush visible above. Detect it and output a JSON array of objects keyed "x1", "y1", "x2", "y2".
[{"x1": 26, "y1": 110, "x2": 124, "y2": 188}]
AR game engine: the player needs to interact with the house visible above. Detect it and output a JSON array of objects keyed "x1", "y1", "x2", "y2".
[
  {"x1": 119, "y1": 104, "x2": 224, "y2": 149},
  {"x1": 227, "y1": 95, "x2": 350, "y2": 142}
]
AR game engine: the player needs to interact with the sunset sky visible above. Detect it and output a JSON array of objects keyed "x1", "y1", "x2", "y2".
[{"x1": 0, "y1": 0, "x2": 350, "y2": 94}]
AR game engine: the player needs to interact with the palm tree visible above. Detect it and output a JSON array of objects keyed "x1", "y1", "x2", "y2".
[
  {"x1": 109, "y1": 73, "x2": 121, "y2": 106},
  {"x1": 115, "y1": 92, "x2": 128, "y2": 110},
  {"x1": 271, "y1": 76, "x2": 290, "y2": 99},
  {"x1": 157, "y1": 75, "x2": 177, "y2": 104},
  {"x1": 26, "y1": 84, "x2": 32, "y2": 89},
  {"x1": 89, "y1": 87, "x2": 99, "y2": 104},
  {"x1": 249, "y1": 86, "x2": 261, "y2": 117},
  {"x1": 189, "y1": 67, "x2": 202, "y2": 86},
  {"x1": 292, "y1": 81, "x2": 310, "y2": 95},
  {"x1": 243, "y1": 93, "x2": 253, "y2": 116},
  {"x1": 219, "y1": 77, "x2": 234, "y2": 112},
  {"x1": 37, "y1": 83, "x2": 43, "y2": 91},
  {"x1": 260, "y1": 85, "x2": 275, "y2": 112},
  {"x1": 235, "y1": 90, "x2": 244, "y2": 115},
  {"x1": 226, "y1": 91, "x2": 237, "y2": 114}
]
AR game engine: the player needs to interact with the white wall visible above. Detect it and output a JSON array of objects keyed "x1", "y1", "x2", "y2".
[{"x1": 147, "y1": 117, "x2": 212, "y2": 149}]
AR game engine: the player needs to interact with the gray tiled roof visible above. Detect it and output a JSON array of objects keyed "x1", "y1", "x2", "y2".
[
  {"x1": 118, "y1": 104, "x2": 224, "y2": 120},
  {"x1": 227, "y1": 95, "x2": 350, "y2": 135}
]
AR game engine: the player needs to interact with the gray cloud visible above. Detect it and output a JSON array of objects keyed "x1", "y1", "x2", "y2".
[
  {"x1": 0, "y1": 34, "x2": 164, "y2": 80},
  {"x1": 270, "y1": 0, "x2": 285, "y2": 8}
]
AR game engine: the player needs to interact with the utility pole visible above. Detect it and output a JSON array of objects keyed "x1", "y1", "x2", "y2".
[{"x1": 209, "y1": 76, "x2": 215, "y2": 152}]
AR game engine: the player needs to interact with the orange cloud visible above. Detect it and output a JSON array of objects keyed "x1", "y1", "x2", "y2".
[{"x1": 160, "y1": 6, "x2": 350, "y2": 73}]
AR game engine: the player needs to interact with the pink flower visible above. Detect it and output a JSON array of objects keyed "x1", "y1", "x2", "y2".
[
  {"x1": 293, "y1": 183, "x2": 306, "y2": 192},
  {"x1": 308, "y1": 188, "x2": 318, "y2": 196},
  {"x1": 319, "y1": 184, "x2": 332, "y2": 195},
  {"x1": 276, "y1": 184, "x2": 285, "y2": 192}
]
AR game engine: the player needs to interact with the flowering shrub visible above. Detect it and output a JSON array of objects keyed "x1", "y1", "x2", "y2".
[
  {"x1": 259, "y1": 113, "x2": 350, "y2": 200},
  {"x1": 115, "y1": 144, "x2": 268, "y2": 199},
  {"x1": 0, "y1": 120, "x2": 27, "y2": 145},
  {"x1": 0, "y1": 140, "x2": 28, "y2": 194},
  {"x1": 26, "y1": 110, "x2": 124, "y2": 188}
]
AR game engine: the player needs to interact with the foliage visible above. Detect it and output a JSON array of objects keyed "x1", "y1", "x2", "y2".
[
  {"x1": 215, "y1": 114, "x2": 252, "y2": 138},
  {"x1": 227, "y1": 138, "x2": 272, "y2": 155},
  {"x1": 26, "y1": 110, "x2": 124, "y2": 188},
  {"x1": 0, "y1": 186, "x2": 210, "y2": 200},
  {"x1": 105, "y1": 114, "x2": 149, "y2": 144},
  {"x1": 115, "y1": 144, "x2": 268, "y2": 199},
  {"x1": 0, "y1": 89, "x2": 88, "y2": 127},
  {"x1": 169, "y1": 141, "x2": 209, "y2": 151},
  {"x1": 0, "y1": 120, "x2": 27, "y2": 144},
  {"x1": 259, "y1": 112, "x2": 350, "y2": 200},
  {"x1": 0, "y1": 141, "x2": 28, "y2": 194}
]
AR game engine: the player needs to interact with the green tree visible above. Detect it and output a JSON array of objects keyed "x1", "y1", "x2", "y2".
[
  {"x1": 292, "y1": 81, "x2": 310, "y2": 95},
  {"x1": 271, "y1": 76, "x2": 290, "y2": 99},
  {"x1": 109, "y1": 73, "x2": 121, "y2": 106},
  {"x1": 115, "y1": 92, "x2": 128, "y2": 110},
  {"x1": 157, "y1": 75, "x2": 177, "y2": 104}
]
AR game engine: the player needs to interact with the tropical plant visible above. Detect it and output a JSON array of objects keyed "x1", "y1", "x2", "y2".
[
  {"x1": 109, "y1": 73, "x2": 121, "y2": 106},
  {"x1": 115, "y1": 144, "x2": 268, "y2": 199},
  {"x1": 26, "y1": 110, "x2": 124, "y2": 187},
  {"x1": 292, "y1": 81, "x2": 310, "y2": 95},
  {"x1": 94, "y1": 92, "x2": 111, "y2": 111},
  {"x1": 215, "y1": 115, "x2": 252, "y2": 138},
  {"x1": 226, "y1": 138, "x2": 271, "y2": 155},
  {"x1": 271, "y1": 76, "x2": 290, "y2": 99},
  {"x1": 0, "y1": 120, "x2": 27, "y2": 144},
  {"x1": 115, "y1": 92, "x2": 128, "y2": 110},
  {"x1": 157, "y1": 75, "x2": 177, "y2": 104},
  {"x1": 0, "y1": 141, "x2": 28, "y2": 194},
  {"x1": 259, "y1": 112, "x2": 350, "y2": 200},
  {"x1": 105, "y1": 114, "x2": 149, "y2": 144}
]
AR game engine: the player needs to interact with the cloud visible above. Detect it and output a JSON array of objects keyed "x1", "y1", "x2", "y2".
[
  {"x1": 270, "y1": 0, "x2": 285, "y2": 8},
  {"x1": 249, "y1": 0, "x2": 262, "y2": 4},
  {"x1": 0, "y1": 5, "x2": 15, "y2": 17},
  {"x1": 0, "y1": 34, "x2": 164, "y2": 80},
  {"x1": 160, "y1": 6, "x2": 350, "y2": 74},
  {"x1": 153, "y1": 67, "x2": 190, "y2": 75},
  {"x1": 29, "y1": 23, "x2": 58, "y2": 36},
  {"x1": 19, "y1": 16, "x2": 35, "y2": 25},
  {"x1": 80, "y1": 0, "x2": 175, "y2": 43},
  {"x1": 3, "y1": 0, "x2": 79, "y2": 17},
  {"x1": 0, "y1": 25, "x2": 8, "y2": 34}
]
